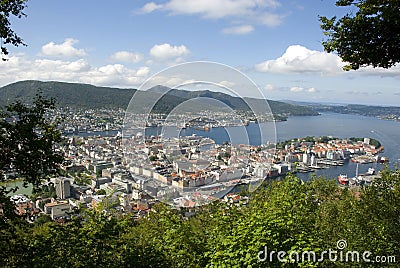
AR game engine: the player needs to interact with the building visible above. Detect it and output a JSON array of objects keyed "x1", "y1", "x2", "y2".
[
  {"x1": 10, "y1": 194, "x2": 35, "y2": 216},
  {"x1": 91, "y1": 177, "x2": 112, "y2": 189},
  {"x1": 55, "y1": 177, "x2": 71, "y2": 199},
  {"x1": 44, "y1": 200, "x2": 71, "y2": 220}
]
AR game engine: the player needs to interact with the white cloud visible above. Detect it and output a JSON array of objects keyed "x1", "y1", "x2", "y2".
[
  {"x1": 162, "y1": 0, "x2": 271, "y2": 18},
  {"x1": 355, "y1": 64, "x2": 400, "y2": 77},
  {"x1": 258, "y1": 12, "x2": 284, "y2": 27},
  {"x1": 289, "y1": 86, "x2": 319, "y2": 93},
  {"x1": 40, "y1": 38, "x2": 86, "y2": 58},
  {"x1": 255, "y1": 45, "x2": 346, "y2": 75},
  {"x1": 110, "y1": 51, "x2": 143, "y2": 63},
  {"x1": 264, "y1": 84, "x2": 274, "y2": 91},
  {"x1": 140, "y1": 2, "x2": 163, "y2": 13},
  {"x1": 138, "y1": 0, "x2": 284, "y2": 30},
  {"x1": 255, "y1": 45, "x2": 400, "y2": 77},
  {"x1": 149, "y1": 43, "x2": 190, "y2": 60},
  {"x1": 290, "y1": 86, "x2": 304, "y2": 92},
  {"x1": 222, "y1": 25, "x2": 254, "y2": 35},
  {"x1": 0, "y1": 55, "x2": 149, "y2": 88},
  {"x1": 136, "y1": 66, "x2": 150, "y2": 76},
  {"x1": 218, "y1": 80, "x2": 235, "y2": 88}
]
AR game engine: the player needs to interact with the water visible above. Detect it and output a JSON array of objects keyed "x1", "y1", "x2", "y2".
[
  {"x1": 76, "y1": 113, "x2": 400, "y2": 180},
  {"x1": 10, "y1": 113, "x2": 398, "y2": 195},
  {"x1": 146, "y1": 113, "x2": 400, "y2": 180},
  {"x1": 3, "y1": 180, "x2": 33, "y2": 196},
  {"x1": 276, "y1": 113, "x2": 400, "y2": 179}
]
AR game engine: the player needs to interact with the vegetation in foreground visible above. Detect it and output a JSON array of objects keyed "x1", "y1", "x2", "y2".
[{"x1": 0, "y1": 170, "x2": 399, "y2": 267}]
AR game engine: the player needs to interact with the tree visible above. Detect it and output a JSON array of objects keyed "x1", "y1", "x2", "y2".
[
  {"x1": 0, "y1": 0, "x2": 28, "y2": 60},
  {"x1": 320, "y1": 0, "x2": 400, "y2": 70},
  {"x1": 206, "y1": 176, "x2": 324, "y2": 267},
  {"x1": 0, "y1": 94, "x2": 63, "y2": 187},
  {"x1": 0, "y1": 95, "x2": 61, "y2": 266},
  {"x1": 0, "y1": 94, "x2": 63, "y2": 220},
  {"x1": 96, "y1": 189, "x2": 107, "y2": 195}
]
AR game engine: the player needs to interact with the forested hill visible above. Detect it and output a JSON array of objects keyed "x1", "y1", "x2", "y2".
[
  {"x1": 0, "y1": 80, "x2": 318, "y2": 116},
  {"x1": 0, "y1": 80, "x2": 136, "y2": 109}
]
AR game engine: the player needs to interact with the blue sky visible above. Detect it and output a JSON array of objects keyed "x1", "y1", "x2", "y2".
[{"x1": 1, "y1": 0, "x2": 399, "y2": 106}]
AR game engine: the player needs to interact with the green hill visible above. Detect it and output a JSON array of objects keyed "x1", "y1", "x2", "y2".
[
  {"x1": 0, "y1": 80, "x2": 137, "y2": 108},
  {"x1": 0, "y1": 80, "x2": 319, "y2": 116}
]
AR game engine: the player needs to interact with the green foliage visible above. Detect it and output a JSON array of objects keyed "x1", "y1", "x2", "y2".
[
  {"x1": 96, "y1": 189, "x2": 107, "y2": 195},
  {"x1": 0, "y1": 94, "x2": 62, "y2": 265},
  {"x1": 149, "y1": 155, "x2": 158, "y2": 161},
  {"x1": 1, "y1": 168, "x2": 399, "y2": 267},
  {"x1": 318, "y1": 136, "x2": 331, "y2": 143},
  {"x1": 349, "y1": 137, "x2": 381, "y2": 148},
  {"x1": 320, "y1": 0, "x2": 400, "y2": 70},
  {"x1": 0, "y1": 0, "x2": 27, "y2": 59},
  {"x1": 0, "y1": 94, "x2": 63, "y2": 187},
  {"x1": 73, "y1": 171, "x2": 92, "y2": 186},
  {"x1": 31, "y1": 182, "x2": 57, "y2": 199},
  {"x1": 0, "y1": 94, "x2": 63, "y2": 227}
]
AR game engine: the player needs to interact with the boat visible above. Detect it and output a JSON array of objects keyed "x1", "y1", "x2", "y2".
[
  {"x1": 337, "y1": 174, "x2": 349, "y2": 186},
  {"x1": 367, "y1": 167, "x2": 375, "y2": 175},
  {"x1": 181, "y1": 120, "x2": 187, "y2": 129},
  {"x1": 379, "y1": 156, "x2": 389, "y2": 163}
]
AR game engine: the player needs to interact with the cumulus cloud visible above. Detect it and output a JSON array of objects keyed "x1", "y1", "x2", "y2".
[
  {"x1": 218, "y1": 80, "x2": 235, "y2": 88},
  {"x1": 40, "y1": 38, "x2": 86, "y2": 58},
  {"x1": 140, "y1": 2, "x2": 163, "y2": 13},
  {"x1": 138, "y1": 0, "x2": 284, "y2": 30},
  {"x1": 255, "y1": 45, "x2": 346, "y2": 75},
  {"x1": 355, "y1": 64, "x2": 400, "y2": 77},
  {"x1": 110, "y1": 51, "x2": 143, "y2": 63},
  {"x1": 289, "y1": 86, "x2": 304, "y2": 92},
  {"x1": 136, "y1": 66, "x2": 150, "y2": 76},
  {"x1": 0, "y1": 55, "x2": 149, "y2": 88},
  {"x1": 289, "y1": 86, "x2": 319, "y2": 93},
  {"x1": 255, "y1": 45, "x2": 400, "y2": 77},
  {"x1": 222, "y1": 25, "x2": 254, "y2": 35},
  {"x1": 149, "y1": 43, "x2": 190, "y2": 60},
  {"x1": 161, "y1": 0, "x2": 276, "y2": 18},
  {"x1": 264, "y1": 84, "x2": 275, "y2": 91}
]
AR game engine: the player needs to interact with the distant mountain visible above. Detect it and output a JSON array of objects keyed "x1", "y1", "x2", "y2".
[
  {"x1": 307, "y1": 103, "x2": 400, "y2": 118},
  {"x1": 0, "y1": 80, "x2": 318, "y2": 116}
]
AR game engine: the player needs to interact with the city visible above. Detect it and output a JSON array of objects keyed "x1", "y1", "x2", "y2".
[
  {"x1": 7, "y1": 107, "x2": 388, "y2": 222},
  {"x1": 1, "y1": 0, "x2": 399, "y2": 265}
]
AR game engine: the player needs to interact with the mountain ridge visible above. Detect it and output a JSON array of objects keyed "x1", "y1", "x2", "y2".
[{"x1": 0, "y1": 80, "x2": 319, "y2": 116}]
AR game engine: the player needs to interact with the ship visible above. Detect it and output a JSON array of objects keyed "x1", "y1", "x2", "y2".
[
  {"x1": 337, "y1": 174, "x2": 349, "y2": 186},
  {"x1": 348, "y1": 164, "x2": 375, "y2": 186}
]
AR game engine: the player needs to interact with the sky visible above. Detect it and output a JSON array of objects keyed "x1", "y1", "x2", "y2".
[{"x1": 1, "y1": 0, "x2": 399, "y2": 106}]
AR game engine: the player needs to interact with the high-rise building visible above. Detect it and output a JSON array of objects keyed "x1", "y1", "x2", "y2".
[{"x1": 55, "y1": 177, "x2": 71, "y2": 199}]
